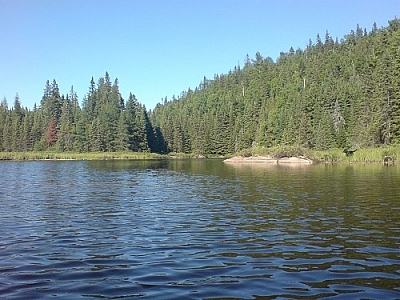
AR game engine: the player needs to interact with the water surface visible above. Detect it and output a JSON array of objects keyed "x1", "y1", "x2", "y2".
[{"x1": 0, "y1": 159, "x2": 399, "y2": 299}]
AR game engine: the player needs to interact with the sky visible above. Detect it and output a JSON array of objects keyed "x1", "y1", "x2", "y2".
[{"x1": 0, "y1": 0, "x2": 399, "y2": 111}]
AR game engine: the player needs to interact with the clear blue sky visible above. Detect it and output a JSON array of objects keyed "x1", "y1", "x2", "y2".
[{"x1": 0, "y1": 0, "x2": 398, "y2": 111}]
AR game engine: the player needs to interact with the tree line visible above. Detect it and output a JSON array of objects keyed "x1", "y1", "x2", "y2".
[
  {"x1": 0, "y1": 72, "x2": 164, "y2": 153},
  {"x1": 150, "y1": 19, "x2": 400, "y2": 154},
  {"x1": 1, "y1": 19, "x2": 399, "y2": 155}
]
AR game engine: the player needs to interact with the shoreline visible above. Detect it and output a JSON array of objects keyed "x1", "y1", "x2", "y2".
[
  {"x1": 0, "y1": 152, "x2": 164, "y2": 161},
  {"x1": 0, "y1": 148, "x2": 398, "y2": 165}
]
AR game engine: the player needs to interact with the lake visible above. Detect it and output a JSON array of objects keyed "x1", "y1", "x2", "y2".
[{"x1": 0, "y1": 159, "x2": 399, "y2": 299}]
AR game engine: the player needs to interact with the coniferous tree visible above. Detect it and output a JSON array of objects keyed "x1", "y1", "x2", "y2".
[
  {"x1": 2, "y1": 112, "x2": 12, "y2": 151},
  {"x1": 46, "y1": 118, "x2": 58, "y2": 147},
  {"x1": 11, "y1": 94, "x2": 24, "y2": 151},
  {"x1": 0, "y1": 97, "x2": 8, "y2": 150},
  {"x1": 21, "y1": 111, "x2": 33, "y2": 151},
  {"x1": 58, "y1": 94, "x2": 75, "y2": 151},
  {"x1": 73, "y1": 111, "x2": 89, "y2": 152},
  {"x1": 115, "y1": 111, "x2": 130, "y2": 151}
]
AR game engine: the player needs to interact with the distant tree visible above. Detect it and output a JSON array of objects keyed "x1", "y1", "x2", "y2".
[
  {"x1": 73, "y1": 111, "x2": 89, "y2": 152},
  {"x1": 2, "y1": 113, "x2": 12, "y2": 151},
  {"x1": 253, "y1": 51, "x2": 264, "y2": 64},
  {"x1": 13, "y1": 93, "x2": 22, "y2": 119},
  {"x1": 115, "y1": 111, "x2": 130, "y2": 151},
  {"x1": 46, "y1": 118, "x2": 58, "y2": 147},
  {"x1": 31, "y1": 108, "x2": 45, "y2": 150},
  {"x1": 21, "y1": 111, "x2": 33, "y2": 151},
  {"x1": 58, "y1": 94, "x2": 74, "y2": 151},
  {"x1": 0, "y1": 97, "x2": 7, "y2": 150}
]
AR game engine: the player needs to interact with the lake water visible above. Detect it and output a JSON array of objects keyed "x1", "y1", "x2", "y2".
[{"x1": 0, "y1": 159, "x2": 399, "y2": 299}]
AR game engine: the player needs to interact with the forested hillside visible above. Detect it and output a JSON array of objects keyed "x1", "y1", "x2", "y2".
[
  {"x1": 150, "y1": 19, "x2": 400, "y2": 155},
  {"x1": 1, "y1": 19, "x2": 399, "y2": 155}
]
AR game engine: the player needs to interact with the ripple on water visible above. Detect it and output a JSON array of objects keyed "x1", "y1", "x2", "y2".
[{"x1": 0, "y1": 161, "x2": 399, "y2": 299}]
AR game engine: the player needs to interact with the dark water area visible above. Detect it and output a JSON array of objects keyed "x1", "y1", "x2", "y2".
[{"x1": 0, "y1": 159, "x2": 399, "y2": 299}]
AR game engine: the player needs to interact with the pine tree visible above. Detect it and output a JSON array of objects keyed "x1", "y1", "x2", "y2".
[
  {"x1": 115, "y1": 111, "x2": 130, "y2": 151},
  {"x1": 58, "y1": 94, "x2": 74, "y2": 151},
  {"x1": 90, "y1": 116, "x2": 104, "y2": 152},
  {"x1": 11, "y1": 94, "x2": 23, "y2": 151},
  {"x1": 136, "y1": 105, "x2": 150, "y2": 152},
  {"x1": 31, "y1": 107, "x2": 46, "y2": 151},
  {"x1": 2, "y1": 112, "x2": 12, "y2": 151},
  {"x1": 45, "y1": 118, "x2": 58, "y2": 147},
  {"x1": 0, "y1": 98, "x2": 7, "y2": 151},
  {"x1": 73, "y1": 111, "x2": 89, "y2": 152},
  {"x1": 125, "y1": 93, "x2": 141, "y2": 151},
  {"x1": 21, "y1": 111, "x2": 33, "y2": 151}
]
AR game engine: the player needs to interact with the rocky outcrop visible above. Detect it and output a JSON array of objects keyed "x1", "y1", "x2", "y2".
[{"x1": 223, "y1": 155, "x2": 312, "y2": 164}]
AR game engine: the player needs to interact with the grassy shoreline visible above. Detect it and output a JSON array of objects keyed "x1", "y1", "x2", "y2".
[
  {"x1": 234, "y1": 146, "x2": 400, "y2": 164},
  {"x1": 0, "y1": 146, "x2": 399, "y2": 164},
  {"x1": 0, "y1": 151, "x2": 164, "y2": 161}
]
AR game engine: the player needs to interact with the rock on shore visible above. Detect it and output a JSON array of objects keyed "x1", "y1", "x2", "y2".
[{"x1": 223, "y1": 155, "x2": 312, "y2": 164}]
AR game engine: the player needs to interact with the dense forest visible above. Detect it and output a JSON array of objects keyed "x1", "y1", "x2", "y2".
[
  {"x1": 1, "y1": 19, "x2": 399, "y2": 155},
  {"x1": 0, "y1": 73, "x2": 164, "y2": 153},
  {"x1": 150, "y1": 19, "x2": 400, "y2": 155}
]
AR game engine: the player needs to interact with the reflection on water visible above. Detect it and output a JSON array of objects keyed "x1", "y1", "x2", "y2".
[{"x1": 0, "y1": 160, "x2": 399, "y2": 299}]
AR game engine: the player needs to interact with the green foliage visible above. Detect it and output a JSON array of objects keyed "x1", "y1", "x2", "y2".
[
  {"x1": 2, "y1": 19, "x2": 400, "y2": 158},
  {"x1": 0, "y1": 73, "x2": 157, "y2": 154},
  {"x1": 150, "y1": 18, "x2": 400, "y2": 155}
]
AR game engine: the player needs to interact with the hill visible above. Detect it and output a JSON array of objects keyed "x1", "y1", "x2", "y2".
[{"x1": 149, "y1": 19, "x2": 400, "y2": 155}]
